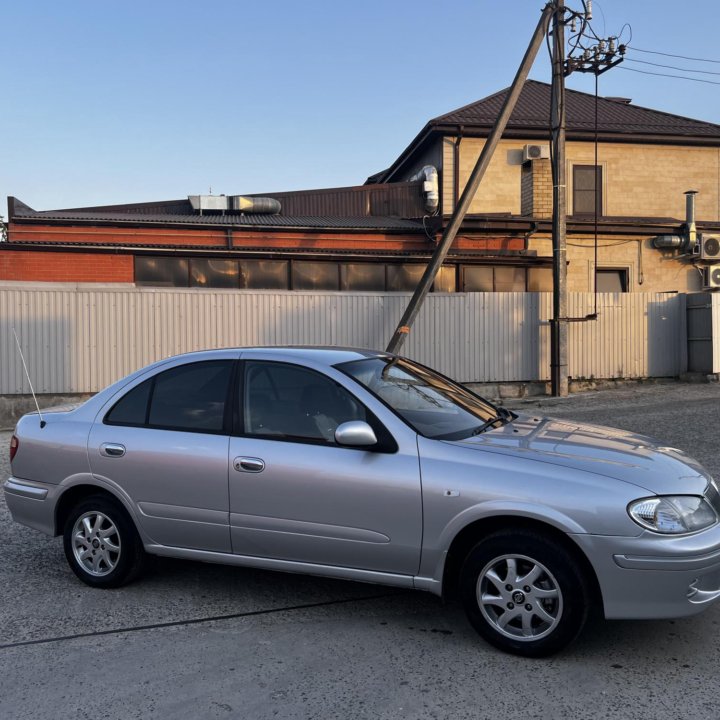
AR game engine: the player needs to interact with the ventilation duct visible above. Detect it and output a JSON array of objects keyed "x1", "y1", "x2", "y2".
[
  {"x1": 231, "y1": 196, "x2": 281, "y2": 214},
  {"x1": 188, "y1": 194, "x2": 281, "y2": 215},
  {"x1": 409, "y1": 165, "x2": 439, "y2": 214},
  {"x1": 651, "y1": 190, "x2": 699, "y2": 252}
]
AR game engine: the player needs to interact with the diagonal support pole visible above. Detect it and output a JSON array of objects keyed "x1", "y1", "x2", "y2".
[{"x1": 386, "y1": 2, "x2": 554, "y2": 354}]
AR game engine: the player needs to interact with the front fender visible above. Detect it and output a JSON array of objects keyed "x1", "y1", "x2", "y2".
[{"x1": 420, "y1": 500, "x2": 588, "y2": 585}]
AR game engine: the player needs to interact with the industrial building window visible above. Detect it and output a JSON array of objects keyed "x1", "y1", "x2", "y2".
[
  {"x1": 596, "y1": 268, "x2": 628, "y2": 292},
  {"x1": 573, "y1": 165, "x2": 602, "y2": 216},
  {"x1": 291, "y1": 262, "x2": 340, "y2": 291},
  {"x1": 340, "y1": 263, "x2": 386, "y2": 291},
  {"x1": 527, "y1": 267, "x2": 553, "y2": 291},
  {"x1": 135, "y1": 257, "x2": 189, "y2": 287},
  {"x1": 240, "y1": 260, "x2": 289, "y2": 289},
  {"x1": 134, "y1": 257, "x2": 458, "y2": 292},
  {"x1": 190, "y1": 258, "x2": 239, "y2": 288},
  {"x1": 461, "y1": 266, "x2": 552, "y2": 292},
  {"x1": 385, "y1": 265, "x2": 456, "y2": 293}
]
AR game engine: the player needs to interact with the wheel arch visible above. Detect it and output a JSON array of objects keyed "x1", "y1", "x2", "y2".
[
  {"x1": 441, "y1": 515, "x2": 603, "y2": 614},
  {"x1": 54, "y1": 483, "x2": 136, "y2": 537}
]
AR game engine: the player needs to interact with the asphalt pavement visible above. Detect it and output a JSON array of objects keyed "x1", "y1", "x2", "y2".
[{"x1": 2, "y1": 382, "x2": 720, "y2": 719}]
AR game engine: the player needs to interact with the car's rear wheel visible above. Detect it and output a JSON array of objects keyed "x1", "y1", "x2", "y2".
[
  {"x1": 62, "y1": 495, "x2": 144, "y2": 588},
  {"x1": 460, "y1": 530, "x2": 590, "y2": 657}
]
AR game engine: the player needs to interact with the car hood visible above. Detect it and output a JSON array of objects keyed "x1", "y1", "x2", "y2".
[{"x1": 449, "y1": 414, "x2": 712, "y2": 496}]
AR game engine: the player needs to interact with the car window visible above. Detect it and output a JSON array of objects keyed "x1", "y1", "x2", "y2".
[
  {"x1": 105, "y1": 378, "x2": 152, "y2": 426},
  {"x1": 147, "y1": 361, "x2": 233, "y2": 433},
  {"x1": 243, "y1": 361, "x2": 367, "y2": 443}
]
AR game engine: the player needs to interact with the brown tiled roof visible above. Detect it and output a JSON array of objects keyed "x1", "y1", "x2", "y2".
[{"x1": 432, "y1": 80, "x2": 720, "y2": 138}]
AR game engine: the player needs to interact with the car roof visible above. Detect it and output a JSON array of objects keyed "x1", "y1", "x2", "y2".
[{"x1": 171, "y1": 346, "x2": 390, "y2": 366}]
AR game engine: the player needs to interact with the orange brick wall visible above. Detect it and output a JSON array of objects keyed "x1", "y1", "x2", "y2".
[{"x1": 0, "y1": 250, "x2": 134, "y2": 283}]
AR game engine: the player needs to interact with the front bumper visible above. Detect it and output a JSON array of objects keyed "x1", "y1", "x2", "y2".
[
  {"x1": 572, "y1": 525, "x2": 720, "y2": 619},
  {"x1": 3, "y1": 476, "x2": 57, "y2": 536}
]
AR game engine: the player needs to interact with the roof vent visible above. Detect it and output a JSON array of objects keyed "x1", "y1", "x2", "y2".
[
  {"x1": 188, "y1": 195, "x2": 228, "y2": 213},
  {"x1": 604, "y1": 97, "x2": 632, "y2": 105}
]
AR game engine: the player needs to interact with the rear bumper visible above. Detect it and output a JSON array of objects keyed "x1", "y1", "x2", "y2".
[
  {"x1": 572, "y1": 527, "x2": 720, "y2": 619},
  {"x1": 3, "y1": 477, "x2": 57, "y2": 536}
]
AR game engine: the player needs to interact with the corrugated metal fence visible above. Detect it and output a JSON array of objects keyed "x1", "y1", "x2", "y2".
[{"x1": 0, "y1": 286, "x2": 686, "y2": 394}]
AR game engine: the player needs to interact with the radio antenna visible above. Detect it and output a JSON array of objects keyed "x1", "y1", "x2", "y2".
[{"x1": 12, "y1": 327, "x2": 45, "y2": 428}]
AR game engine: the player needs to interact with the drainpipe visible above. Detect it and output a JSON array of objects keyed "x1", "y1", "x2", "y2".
[
  {"x1": 453, "y1": 127, "x2": 464, "y2": 211},
  {"x1": 685, "y1": 190, "x2": 698, "y2": 252}
]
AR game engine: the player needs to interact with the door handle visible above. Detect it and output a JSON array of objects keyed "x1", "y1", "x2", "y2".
[
  {"x1": 100, "y1": 443, "x2": 126, "y2": 458},
  {"x1": 233, "y1": 456, "x2": 265, "y2": 473}
]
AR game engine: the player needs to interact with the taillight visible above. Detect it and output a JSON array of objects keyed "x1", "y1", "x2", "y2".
[{"x1": 9, "y1": 435, "x2": 19, "y2": 463}]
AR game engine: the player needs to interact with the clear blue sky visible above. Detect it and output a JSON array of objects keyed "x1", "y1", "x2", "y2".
[{"x1": 2, "y1": 0, "x2": 720, "y2": 211}]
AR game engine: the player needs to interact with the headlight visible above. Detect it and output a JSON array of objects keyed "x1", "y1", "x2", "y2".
[{"x1": 628, "y1": 496, "x2": 718, "y2": 534}]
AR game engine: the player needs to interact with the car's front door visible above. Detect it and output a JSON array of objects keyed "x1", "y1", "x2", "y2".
[
  {"x1": 88, "y1": 358, "x2": 236, "y2": 553},
  {"x1": 227, "y1": 359, "x2": 422, "y2": 575}
]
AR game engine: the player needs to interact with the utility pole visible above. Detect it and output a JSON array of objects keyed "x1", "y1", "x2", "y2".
[
  {"x1": 550, "y1": 0, "x2": 569, "y2": 397},
  {"x1": 386, "y1": 2, "x2": 554, "y2": 355}
]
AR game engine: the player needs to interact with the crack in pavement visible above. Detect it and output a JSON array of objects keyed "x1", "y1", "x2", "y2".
[{"x1": 0, "y1": 591, "x2": 406, "y2": 651}]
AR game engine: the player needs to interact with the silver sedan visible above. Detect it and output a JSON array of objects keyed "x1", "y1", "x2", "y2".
[{"x1": 5, "y1": 347, "x2": 720, "y2": 656}]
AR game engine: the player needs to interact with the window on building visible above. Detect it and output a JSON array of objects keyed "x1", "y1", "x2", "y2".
[
  {"x1": 494, "y1": 267, "x2": 526, "y2": 292},
  {"x1": 596, "y1": 268, "x2": 628, "y2": 293},
  {"x1": 135, "y1": 257, "x2": 189, "y2": 287},
  {"x1": 460, "y1": 266, "x2": 551, "y2": 292},
  {"x1": 433, "y1": 266, "x2": 457, "y2": 293},
  {"x1": 134, "y1": 256, "x2": 460, "y2": 293},
  {"x1": 527, "y1": 267, "x2": 553, "y2": 292},
  {"x1": 386, "y1": 264, "x2": 425, "y2": 292},
  {"x1": 239, "y1": 260, "x2": 289, "y2": 289},
  {"x1": 462, "y1": 267, "x2": 494, "y2": 292},
  {"x1": 573, "y1": 165, "x2": 603, "y2": 216},
  {"x1": 190, "y1": 258, "x2": 239, "y2": 288},
  {"x1": 340, "y1": 263, "x2": 386, "y2": 291},
  {"x1": 291, "y1": 261, "x2": 340, "y2": 290}
]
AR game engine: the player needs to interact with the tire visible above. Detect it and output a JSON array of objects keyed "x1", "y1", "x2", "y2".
[
  {"x1": 62, "y1": 494, "x2": 145, "y2": 588},
  {"x1": 460, "y1": 529, "x2": 590, "y2": 657}
]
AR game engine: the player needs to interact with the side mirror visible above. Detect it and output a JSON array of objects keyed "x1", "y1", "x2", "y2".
[{"x1": 334, "y1": 420, "x2": 377, "y2": 447}]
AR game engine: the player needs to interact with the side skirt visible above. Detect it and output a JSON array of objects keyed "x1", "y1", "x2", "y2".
[{"x1": 146, "y1": 544, "x2": 442, "y2": 595}]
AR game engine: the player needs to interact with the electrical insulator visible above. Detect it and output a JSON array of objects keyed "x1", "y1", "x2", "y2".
[
  {"x1": 619, "y1": 44, "x2": 626, "y2": 55},
  {"x1": 583, "y1": 48, "x2": 591, "y2": 61},
  {"x1": 586, "y1": 0, "x2": 593, "y2": 20},
  {"x1": 608, "y1": 37, "x2": 617, "y2": 53},
  {"x1": 570, "y1": 17, "x2": 577, "y2": 32},
  {"x1": 598, "y1": 40, "x2": 606, "y2": 53}
]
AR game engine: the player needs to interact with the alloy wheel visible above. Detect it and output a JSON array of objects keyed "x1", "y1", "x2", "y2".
[
  {"x1": 477, "y1": 553, "x2": 563, "y2": 641},
  {"x1": 71, "y1": 511, "x2": 122, "y2": 577}
]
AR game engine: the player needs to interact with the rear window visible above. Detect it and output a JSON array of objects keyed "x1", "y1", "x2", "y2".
[{"x1": 105, "y1": 361, "x2": 233, "y2": 433}]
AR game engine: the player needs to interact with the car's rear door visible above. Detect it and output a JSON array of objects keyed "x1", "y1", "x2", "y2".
[
  {"x1": 88, "y1": 354, "x2": 238, "y2": 552},
  {"x1": 227, "y1": 356, "x2": 422, "y2": 575}
]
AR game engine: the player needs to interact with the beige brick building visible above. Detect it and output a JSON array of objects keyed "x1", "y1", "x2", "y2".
[{"x1": 373, "y1": 80, "x2": 720, "y2": 294}]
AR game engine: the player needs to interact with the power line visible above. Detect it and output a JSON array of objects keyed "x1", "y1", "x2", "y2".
[
  {"x1": 626, "y1": 57, "x2": 720, "y2": 77},
  {"x1": 628, "y1": 46, "x2": 720, "y2": 65},
  {"x1": 617, "y1": 66, "x2": 720, "y2": 87}
]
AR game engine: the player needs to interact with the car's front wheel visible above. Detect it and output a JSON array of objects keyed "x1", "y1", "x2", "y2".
[
  {"x1": 62, "y1": 495, "x2": 145, "y2": 588},
  {"x1": 460, "y1": 529, "x2": 591, "y2": 657}
]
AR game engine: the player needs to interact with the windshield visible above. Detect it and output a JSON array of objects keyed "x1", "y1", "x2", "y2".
[{"x1": 337, "y1": 357, "x2": 507, "y2": 440}]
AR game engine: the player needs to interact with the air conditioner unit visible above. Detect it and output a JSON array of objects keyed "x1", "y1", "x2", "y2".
[
  {"x1": 702, "y1": 266, "x2": 720, "y2": 289},
  {"x1": 700, "y1": 235, "x2": 720, "y2": 260},
  {"x1": 522, "y1": 144, "x2": 550, "y2": 162}
]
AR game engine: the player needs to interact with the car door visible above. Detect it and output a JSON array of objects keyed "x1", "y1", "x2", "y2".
[
  {"x1": 88, "y1": 357, "x2": 237, "y2": 553},
  {"x1": 227, "y1": 358, "x2": 422, "y2": 575}
]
